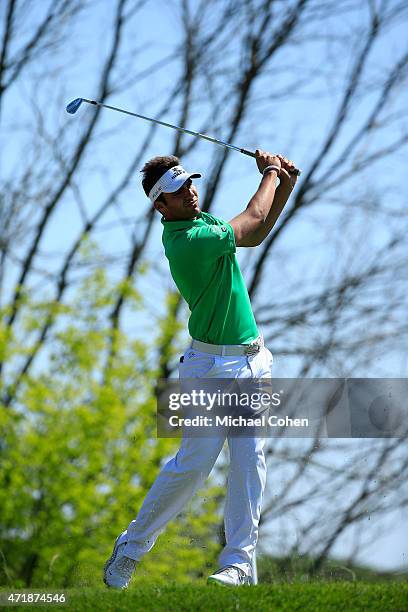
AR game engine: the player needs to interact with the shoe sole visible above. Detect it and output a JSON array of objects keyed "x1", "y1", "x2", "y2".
[
  {"x1": 207, "y1": 576, "x2": 252, "y2": 587},
  {"x1": 207, "y1": 577, "x2": 236, "y2": 587},
  {"x1": 103, "y1": 534, "x2": 123, "y2": 587}
]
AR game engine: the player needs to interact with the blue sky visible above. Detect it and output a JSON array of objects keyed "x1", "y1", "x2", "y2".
[{"x1": 2, "y1": 0, "x2": 407, "y2": 572}]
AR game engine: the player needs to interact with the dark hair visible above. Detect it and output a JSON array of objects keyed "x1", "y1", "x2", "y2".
[{"x1": 141, "y1": 155, "x2": 180, "y2": 199}]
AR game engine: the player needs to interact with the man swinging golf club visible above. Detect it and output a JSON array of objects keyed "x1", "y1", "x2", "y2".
[{"x1": 103, "y1": 149, "x2": 298, "y2": 588}]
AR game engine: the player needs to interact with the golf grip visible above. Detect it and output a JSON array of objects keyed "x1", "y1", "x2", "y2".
[{"x1": 240, "y1": 148, "x2": 302, "y2": 176}]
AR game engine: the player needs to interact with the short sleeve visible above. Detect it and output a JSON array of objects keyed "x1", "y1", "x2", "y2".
[{"x1": 187, "y1": 222, "x2": 236, "y2": 262}]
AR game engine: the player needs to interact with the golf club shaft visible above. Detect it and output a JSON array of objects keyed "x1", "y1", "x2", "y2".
[{"x1": 80, "y1": 98, "x2": 301, "y2": 176}]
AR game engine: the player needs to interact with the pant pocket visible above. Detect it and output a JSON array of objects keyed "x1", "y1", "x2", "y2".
[
  {"x1": 246, "y1": 347, "x2": 273, "y2": 378},
  {"x1": 179, "y1": 350, "x2": 217, "y2": 378}
]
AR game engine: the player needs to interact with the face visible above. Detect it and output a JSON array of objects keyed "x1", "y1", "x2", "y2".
[{"x1": 154, "y1": 178, "x2": 200, "y2": 220}]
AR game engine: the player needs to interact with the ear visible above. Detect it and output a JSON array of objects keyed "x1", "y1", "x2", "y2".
[{"x1": 153, "y1": 195, "x2": 167, "y2": 216}]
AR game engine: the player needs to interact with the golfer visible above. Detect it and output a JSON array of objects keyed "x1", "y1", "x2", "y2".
[{"x1": 104, "y1": 150, "x2": 298, "y2": 588}]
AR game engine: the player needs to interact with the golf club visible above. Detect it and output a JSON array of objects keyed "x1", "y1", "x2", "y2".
[{"x1": 66, "y1": 98, "x2": 302, "y2": 176}]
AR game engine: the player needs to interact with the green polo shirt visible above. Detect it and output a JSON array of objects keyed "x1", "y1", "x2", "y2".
[{"x1": 161, "y1": 211, "x2": 259, "y2": 345}]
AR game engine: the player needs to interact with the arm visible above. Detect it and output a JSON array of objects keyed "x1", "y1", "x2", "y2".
[
  {"x1": 237, "y1": 155, "x2": 299, "y2": 247},
  {"x1": 228, "y1": 150, "x2": 282, "y2": 247}
]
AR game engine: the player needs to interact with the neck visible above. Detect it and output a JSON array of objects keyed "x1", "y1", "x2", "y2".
[{"x1": 163, "y1": 214, "x2": 199, "y2": 221}]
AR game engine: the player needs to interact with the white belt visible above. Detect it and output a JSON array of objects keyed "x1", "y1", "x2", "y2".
[{"x1": 190, "y1": 335, "x2": 264, "y2": 356}]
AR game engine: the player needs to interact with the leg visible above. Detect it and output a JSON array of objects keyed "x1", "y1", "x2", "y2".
[
  {"x1": 122, "y1": 435, "x2": 226, "y2": 561},
  {"x1": 218, "y1": 435, "x2": 267, "y2": 577}
]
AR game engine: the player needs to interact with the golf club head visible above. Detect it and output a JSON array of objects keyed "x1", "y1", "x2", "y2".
[{"x1": 66, "y1": 98, "x2": 84, "y2": 114}]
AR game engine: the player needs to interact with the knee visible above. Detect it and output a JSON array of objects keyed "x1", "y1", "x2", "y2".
[
  {"x1": 174, "y1": 447, "x2": 217, "y2": 479},
  {"x1": 230, "y1": 444, "x2": 266, "y2": 471}
]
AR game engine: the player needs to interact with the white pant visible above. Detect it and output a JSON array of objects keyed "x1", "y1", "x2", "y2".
[{"x1": 120, "y1": 343, "x2": 273, "y2": 577}]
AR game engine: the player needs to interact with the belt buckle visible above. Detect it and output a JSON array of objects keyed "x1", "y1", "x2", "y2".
[{"x1": 244, "y1": 336, "x2": 263, "y2": 356}]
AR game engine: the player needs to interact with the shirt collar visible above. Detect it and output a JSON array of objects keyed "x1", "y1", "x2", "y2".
[{"x1": 161, "y1": 212, "x2": 205, "y2": 231}]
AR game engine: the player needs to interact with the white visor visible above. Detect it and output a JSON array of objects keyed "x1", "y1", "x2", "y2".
[{"x1": 149, "y1": 165, "x2": 201, "y2": 203}]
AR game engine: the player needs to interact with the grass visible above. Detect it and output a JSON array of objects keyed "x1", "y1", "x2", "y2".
[
  {"x1": 2, "y1": 581, "x2": 408, "y2": 612},
  {"x1": 2, "y1": 555, "x2": 407, "y2": 610}
]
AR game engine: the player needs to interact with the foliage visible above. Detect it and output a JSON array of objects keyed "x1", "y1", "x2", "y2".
[
  {"x1": 0, "y1": 265, "x2": 222, "y2": 588},
  {"x1": 256, "y1": 553, "x2": 408, "y2": 584}
]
